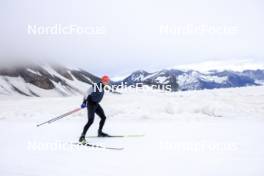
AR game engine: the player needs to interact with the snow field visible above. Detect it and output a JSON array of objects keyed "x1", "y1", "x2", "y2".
[{"x1": 0, "y1": 86, "x2": 264, "y2": 176}]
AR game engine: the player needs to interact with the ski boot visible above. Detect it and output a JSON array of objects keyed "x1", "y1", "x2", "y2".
[
  {"x1": 98, "y1": 131, "x2": 110, "y2": 137},
  {"x1": 79, "y1": 136, "x2": 86, "y2": 144}
]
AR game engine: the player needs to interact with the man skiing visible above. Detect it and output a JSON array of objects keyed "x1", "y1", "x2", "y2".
[{"x1": 79, "y1": 75, "x2": 110, "y2": 143}]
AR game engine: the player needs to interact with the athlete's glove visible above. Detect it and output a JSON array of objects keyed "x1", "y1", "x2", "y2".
[{"x1": 81, "y1": 103, "x2": 87, "y2": 109}]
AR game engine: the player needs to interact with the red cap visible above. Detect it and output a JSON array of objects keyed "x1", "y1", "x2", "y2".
[{"x1": 101, "y1": 75, "x2": 110, "y2": 82}]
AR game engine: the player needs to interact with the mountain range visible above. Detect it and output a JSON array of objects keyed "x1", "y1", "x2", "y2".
[
  {"x1": 115, "y1": 69, "x2": 264, "y2": 91},
  {"x1": 0, "y1": 64, "x2": 99, "y2": 97},
  {"x1": 0, "y1": 63, "x2": 264, "y2": 97}
]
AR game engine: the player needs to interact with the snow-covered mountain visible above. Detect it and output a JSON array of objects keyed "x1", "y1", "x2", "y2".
[
  {"x1": 118, "y1": 70, "x2": 180, "y2": 91},
  {"x1": 0, "y1": 64, "x2": 100, "y2": 97},
  {"x1": 115, "y1": 69, "x2": 264, "y2": 91},
  {"x1": 2, "y1": 62, "x2": 264, "y2": 97},
  {"x1": 173, "y1": 60, "x2": 264, "y2": 72}
]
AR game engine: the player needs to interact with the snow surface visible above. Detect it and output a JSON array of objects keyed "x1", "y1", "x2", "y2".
[
  {"x1": 1, "y1": 86, "x2": 264, "y2": 176},
  {"x1": 200, "y1": 75, "x2": 227, "y2": 83},
  {"x1": 26, "y1": 69, "x2": 42, "y2": 76},
  {"x1": 155, "y1": 76, "x2": 168, "y2": 84}
]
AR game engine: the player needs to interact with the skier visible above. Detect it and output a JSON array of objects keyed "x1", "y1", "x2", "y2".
[{"x1": 79, "y1": 75, "x2": 110, "y2": 143}]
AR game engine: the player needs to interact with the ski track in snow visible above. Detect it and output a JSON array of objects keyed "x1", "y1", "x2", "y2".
[{"x1": 0, "y1": 86, "x2": 264, "y2": 176}]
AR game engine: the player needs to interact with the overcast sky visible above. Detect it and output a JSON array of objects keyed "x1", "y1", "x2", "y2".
[{"x1": 0, "y1": 0, "x2": 264, "y2": 77}]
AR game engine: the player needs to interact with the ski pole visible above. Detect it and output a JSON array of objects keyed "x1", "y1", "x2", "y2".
[{"x1": 36, "y1": 107, "x2": 82, "y2": 127}]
